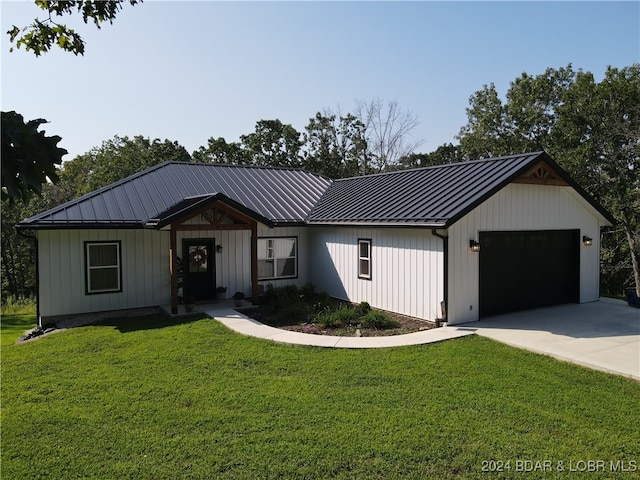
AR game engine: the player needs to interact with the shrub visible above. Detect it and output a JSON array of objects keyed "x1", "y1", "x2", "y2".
[
  {"x1": 276, "y1": 302, "x2": 307, "y2": 324},
  {"x1": 355, "y1": 301, "x2": 371, "y2": 316},
  {"x1": 300, "y1": 283, "x2": 317, "y2": 300},
  {"x1": 315, "y1": 306, "x2": 357, "y2": 328},
  {"x1": 263, "y1": 285, "x2": 300, "y2": 312},
  {"x1": 360, "y1": 310, "x2": 400, "y2": 330}
]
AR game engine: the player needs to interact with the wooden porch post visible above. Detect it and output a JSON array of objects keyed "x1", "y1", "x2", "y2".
[
  {"x1": 251, "y1": 221, "x2": 258, "y2": 304},
  {"x1": 170, "y1": 226, "x2": 178, "y2": 314}
]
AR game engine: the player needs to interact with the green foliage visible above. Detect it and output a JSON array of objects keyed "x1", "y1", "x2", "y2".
[
  {"x1": 2, "y1": 317, "x2": 638, "y2": 478},
  {"x1": 315, "y1": 306, "x2": 357, "y2": 328},
  {"x1": 7, "y1": 0, "x2": 141, "y2": 56},
  {"x1": 302, "y1": 112, "x2": 369, "y2": 178},
  {"x1": 396, "y1": 143, "x2": 464, "y2": 170},
  {"x1": 192, "y1": 136, "x2": 250, "y2": 165},
  {"x1": 241, "y1": 119, "x2": 303, "y2": 168},
  {"x1": 1, "y1": 111, "x2": 66, "y2": 204},
  {"x1": 57, "y1": 135, "x2": 191, "y2": 197},
  {"x1": 360, "y1": 310, "x2": 400, "y2": 330},
  {"x1": 354, "y1": 301, "x2": 371, "y2": 316}
]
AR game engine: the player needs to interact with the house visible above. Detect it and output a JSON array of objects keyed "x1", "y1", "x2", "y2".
[{"x1": 18, "y1": 151, "x2": 614, "y2": 327}]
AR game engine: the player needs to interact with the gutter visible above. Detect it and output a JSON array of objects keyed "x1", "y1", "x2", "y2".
[
  {"x1": 16, "y1": 229, "x2": 40, "y2": 328},
  {"x1": 431, "y1": 228, "x2": 448, "y2": 325}
]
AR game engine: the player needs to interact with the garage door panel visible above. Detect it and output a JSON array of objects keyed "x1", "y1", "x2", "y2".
[{"x1": 479, "y1": 230, "x2": 579, "y2": 317}]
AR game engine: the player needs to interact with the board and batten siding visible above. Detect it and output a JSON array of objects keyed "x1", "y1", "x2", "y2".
[
  {"x1": 176, "y1": 224, "x2": 311, "y2": 297},
  {"x1": 447, "y1": 183, "x2": 608, "y2": 325},
  {"x1": 310, "y1": 227, "x2": 444, "y2": 321},
  {"x1": 37, "y1": 229, "x2": 171, "y2": 320},
  {"x1": 38, "y1": 224, "x2": 311, "y2": 320}
]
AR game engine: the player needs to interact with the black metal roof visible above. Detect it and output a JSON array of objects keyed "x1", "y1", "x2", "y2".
[
  {"x1": 19, "y1": 162, "x2": 332, "y2": 229},
  {"x1": 19, "y1": 152, "x2": 614, "y2": 230},
  {"x1": 307, "y1": 151, "x2": 615, "y2": 227}
]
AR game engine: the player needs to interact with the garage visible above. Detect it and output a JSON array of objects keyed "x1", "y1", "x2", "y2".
[{"x1": 479, "y1": 230, "x2": 580, "y2": 317}]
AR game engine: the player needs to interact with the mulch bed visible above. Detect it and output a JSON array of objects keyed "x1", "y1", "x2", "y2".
[{"x1": 241, "y1": 307, "x2": 436, "y2": 337}]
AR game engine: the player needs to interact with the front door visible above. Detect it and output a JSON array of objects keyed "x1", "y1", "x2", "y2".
[{"x1": 182, "y1": 239, "x2": 215, "y2": 301}]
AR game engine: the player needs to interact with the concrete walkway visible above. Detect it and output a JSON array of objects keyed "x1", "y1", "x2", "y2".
[
  {"x1": 201, "y1": 303, "x2": 474, "y2": 348},
  {"x1": 459, "y1": 298, "x2": 639, "y2": 380}
]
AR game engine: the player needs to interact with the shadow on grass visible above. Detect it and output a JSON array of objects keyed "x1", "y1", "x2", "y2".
[
  {"x1": 1, "y1": 314, "x2": 36, "y2": 329},
  {"x1": 94, "y1": 312, "x2": 209, "y2": 334}
]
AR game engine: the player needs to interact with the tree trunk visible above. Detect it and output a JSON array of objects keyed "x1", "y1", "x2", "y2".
[{"x1": 624, "y1": 227, "x2": 640, "y2": 296}]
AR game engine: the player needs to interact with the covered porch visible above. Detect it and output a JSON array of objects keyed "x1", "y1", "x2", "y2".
[{"x1": 146, "y1": 194, "x2": 275, "y2": 314}]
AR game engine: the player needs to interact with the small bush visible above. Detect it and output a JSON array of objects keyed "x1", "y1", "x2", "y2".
[
  {"x1": 332, "y1": 307, "x2": 357, "y2": 326},
  {"x1": 276, "y1": 302, "x2": 307, "y2": 324},
  {"x1": 360, "y1": 310, "x2": 400, "y2": 330},
  {"x1": 355, "y1": 301, "x2": 371, "y2": 316},
  {"x1": 263, "y1": 285, "x2": 300, "y2": 312},
  {"x1": 300, "y1": 283, "x2": 317, "y2": 300}
]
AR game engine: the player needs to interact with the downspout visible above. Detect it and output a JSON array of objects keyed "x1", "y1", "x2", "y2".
[
  {"x1": 432, "y1": 228, "x2": 448, "y2": 326},
  {"x1": 17, "y1": 229, "x2": 40, "y2": 328}
]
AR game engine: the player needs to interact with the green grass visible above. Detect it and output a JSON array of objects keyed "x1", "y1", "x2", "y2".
[
  {"x1": 1, "y1": 300, "x2": 37, "y2": 346},
  {"x1": 2, "y1": 313, "x2": 639, "y2": 479}
]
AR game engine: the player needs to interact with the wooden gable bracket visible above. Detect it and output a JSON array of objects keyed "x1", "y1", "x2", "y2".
[
  {"x1": 513, "y1": 160, "x2": 569, "y2": 186},
  {"x1": 175, "y1": 202, "x2": 253, "y2": 231}
]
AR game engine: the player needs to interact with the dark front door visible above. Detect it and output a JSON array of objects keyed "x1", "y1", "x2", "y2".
[
  {"x1": 182, "y1": 239, "x2": 215, "y2": 301},
  {"x1": 479, "y1": 230, "x2": 579, "y2": 317}
]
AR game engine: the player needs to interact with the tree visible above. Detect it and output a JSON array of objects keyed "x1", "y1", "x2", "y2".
[
  {"x1": 555, "y1": 66, "x2": 640, "y2": 296},
  {"x1": 192, "y1": 137, "x2": 250, "y2": 165},
  {"x1": 7, "y1": 0, "x2": 141, "y2": 56},
  {"x1": 354, "y1": 98, "x2": 422, "y2": 172},
  {"x1": 302, "y1": 112, "x2": 368, "y2": 178},
  {"x1": 396, "y1": 143, "x2": 464, "y2": 170},
  {"x1": 56, "y1": 135, "x2": 191, "y2": 197},
  {"x1": 1, "y1": 111, "x2": 67, "y2": 204},
  {"x1": 240, "y1": 120, "x2": 303, "y2": 168},
  {"x1": 457, "y1": 64, "x2": 640, "y2": 295}
]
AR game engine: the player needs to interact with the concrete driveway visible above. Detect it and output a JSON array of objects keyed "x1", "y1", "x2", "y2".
[{"x1": 459, "y1": 298, "x2": 640, "y2": 380}]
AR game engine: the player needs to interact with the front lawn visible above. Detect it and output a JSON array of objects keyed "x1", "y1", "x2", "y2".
[{"x1": 2, "y1": 313, "x2": 639, "y2": 479}]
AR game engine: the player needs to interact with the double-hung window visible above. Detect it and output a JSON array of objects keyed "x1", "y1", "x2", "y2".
[
  {"x1": 85, "y1": 241, "x2": 122, "y2": 294},
  {"x1": 358, "y1": 239, "x2": 372, "y2": 280},
  {"x1": 258, "y1": 237, "x2": 297, "y2": 280}
]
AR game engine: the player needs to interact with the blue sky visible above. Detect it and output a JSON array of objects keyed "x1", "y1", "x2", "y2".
[{"x1": 2, "y1": 1, "x2": 638, "y2": 161}]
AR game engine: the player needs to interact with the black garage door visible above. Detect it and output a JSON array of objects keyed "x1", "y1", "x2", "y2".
[{"x1": 479, "y1": 230, "x2": 579, "y2": 317}]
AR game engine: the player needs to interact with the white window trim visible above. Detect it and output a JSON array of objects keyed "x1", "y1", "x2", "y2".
[
  {"x1": 358, "y1": 238, "x2": 372, "y2": 280},
  {"x1": 85, "y1": 241, "x2": 122, "y2": 294},
  {"x1": 258, "y1": 237, "x2": 298, "y2": 280}
]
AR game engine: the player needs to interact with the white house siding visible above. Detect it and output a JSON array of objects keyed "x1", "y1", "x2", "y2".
[
  {"x1": 176, "y1": 222, "x2": 311, "y2": 297},
  {"x1": 309, "y1": 227, "x2": 444, "y2": 321},
  {"x1": 37, "y1": 229, "x2": 171, "y2": 320},
  {"x1": 256, "y1": 224, "x2": 312, "y2": 290},
  {"x1": 447, "y1": 183, "x2": 608, "y2": 325}
]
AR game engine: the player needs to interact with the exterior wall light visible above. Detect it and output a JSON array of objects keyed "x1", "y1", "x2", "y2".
[
  {"x1": 216, "y1": 244, "x2": 223, "y2": 253},
  {"x1": 583, "y1": 235, "x2": 593, "y2": 246},
  {"x1": 469, "y1": 240, "x2": 481, "y2": 252}
]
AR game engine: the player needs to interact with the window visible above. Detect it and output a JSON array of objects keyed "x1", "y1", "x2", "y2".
[
  {"x1": 358, "y1": 239, "x2": 371, "y2": 280},
  {"x1": 85, "y1": 241, "x2": 122, "y2": 294},
  {"x1": 258, "y1": 237, "x2": 297, "y2": 280}
]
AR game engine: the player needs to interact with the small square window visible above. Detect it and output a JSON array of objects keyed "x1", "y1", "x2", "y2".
[
  {"x1": 85, "y1": 241, "x2": 122, "y2": 294},
  {"x1": 358, "y1": 239, "x2": 371, "y2": 280}
]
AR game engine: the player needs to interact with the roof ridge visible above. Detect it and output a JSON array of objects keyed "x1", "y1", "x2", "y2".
[
  {"x1": 174, "y1": 161, "x2": 333, "y2": 181},
  {"x1": 333, "y1": 151, "x2": 545, "y2": 182}
]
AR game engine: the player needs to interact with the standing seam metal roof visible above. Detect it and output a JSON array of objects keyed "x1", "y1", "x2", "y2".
[
  {"x1": 306, "y1": 151, "x2": 614, "y2": 227},
  {"x1": 19, "y1": 162, "x2": 333, "y2": 228},
  {"x1": 19, "y1": 152, "x2": 615, "y2": 230}
]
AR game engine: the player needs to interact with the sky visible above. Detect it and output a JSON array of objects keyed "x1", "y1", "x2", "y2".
[{"x1": 2, "y1": 1, "x2": 639, "y2": 161}]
